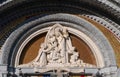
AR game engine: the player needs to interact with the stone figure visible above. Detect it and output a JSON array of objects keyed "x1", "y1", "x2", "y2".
[
  {"x1": 70, "y1": 52, "x2": 79, "y2": 65},
  {"x1": 34, "y1": 43, "x2": 47, "y2": 66}
]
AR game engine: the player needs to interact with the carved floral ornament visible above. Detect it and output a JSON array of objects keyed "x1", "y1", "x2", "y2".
[{"x1": 18, "y1": 24, "x2": 96, "y2": 71}]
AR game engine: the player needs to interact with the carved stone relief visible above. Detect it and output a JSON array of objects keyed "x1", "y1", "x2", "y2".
[{"x1": 18, "y1": 24, "x2": 95, "y2": 69}]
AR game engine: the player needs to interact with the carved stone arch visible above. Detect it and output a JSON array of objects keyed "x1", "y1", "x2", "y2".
[{"x1": 1, "y1": 13, "x2": 116, "y2": 69}]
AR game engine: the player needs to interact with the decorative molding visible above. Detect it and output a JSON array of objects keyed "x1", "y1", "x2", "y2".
[
  {"x1": 82, "y1": 14, "x2": 120, "y2": 40},
  {"x1": 0, "y1": 0, "x2": 12, "y2": 7}
]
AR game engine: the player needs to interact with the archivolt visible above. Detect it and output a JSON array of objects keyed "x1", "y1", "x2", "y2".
[{"x1": 1, "y1": 13, "x2": 116, "y2": 68}]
